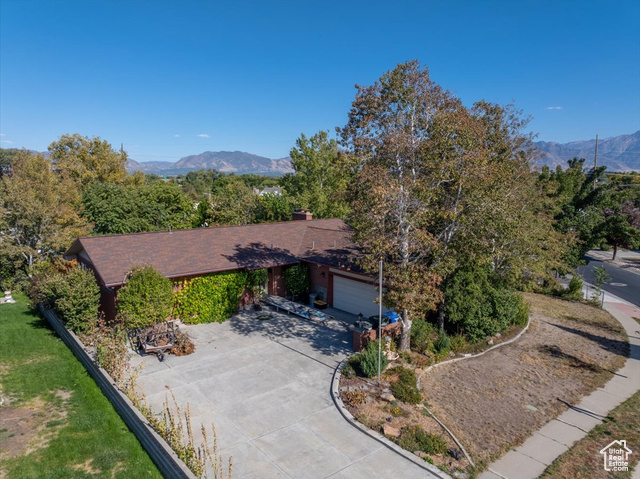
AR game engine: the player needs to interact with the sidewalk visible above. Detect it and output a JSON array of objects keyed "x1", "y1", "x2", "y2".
[{"x1": 479, "y1": 290, "x2": 640, "y2": 479}]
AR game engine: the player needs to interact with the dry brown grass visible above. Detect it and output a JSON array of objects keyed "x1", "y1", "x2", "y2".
[{"x1": 420, "y1": 293, "x2": 629, "y2": 464}]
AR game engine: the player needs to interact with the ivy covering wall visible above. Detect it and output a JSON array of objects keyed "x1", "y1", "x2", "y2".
[{"x1": 173, "y1": 269, "x2": 266, "y2": 324}]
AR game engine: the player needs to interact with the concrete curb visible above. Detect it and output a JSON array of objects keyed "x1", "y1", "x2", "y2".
[
  {"x1": 330, "y1": 359, "x2": 452, "y2": 479},
  {"x1": 39, "y1": 306, "x2": 196, "y2": 479}
]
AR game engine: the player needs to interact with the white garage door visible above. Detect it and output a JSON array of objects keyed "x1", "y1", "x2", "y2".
[{"x1": 332, "y1": 275, "x2": 388, "y2": 317}]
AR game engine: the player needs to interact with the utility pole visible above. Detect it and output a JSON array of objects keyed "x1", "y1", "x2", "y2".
[
  {"x1": 378, "y1": 260, "x2": 383, "y2": 387},
  {"x1": 593, "y1": 134, "x2": 598, "y2": 191}
]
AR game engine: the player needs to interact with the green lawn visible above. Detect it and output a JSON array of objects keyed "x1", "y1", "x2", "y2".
[{"x1": 0, "y1": 295, "x2": 162, "y2": 479}]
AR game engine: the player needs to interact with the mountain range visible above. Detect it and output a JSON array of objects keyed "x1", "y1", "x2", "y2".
[
  {"x1": 534, "y1": 131, "x2": 640, "y2": 172},
  {"x1": 125, "y1": 132, "x2": 640, "y2": 176},
  {"x1": 127, "y1": 151, "x2": 294, "y2": 176}
]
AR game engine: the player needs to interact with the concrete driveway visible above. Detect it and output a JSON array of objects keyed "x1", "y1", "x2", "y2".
[{"x1": 132, "y1": 309, "x2": 439, "y2": 478}]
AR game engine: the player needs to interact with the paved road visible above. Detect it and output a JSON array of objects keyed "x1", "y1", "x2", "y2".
[{"x1": 577, "y1": 255, "x2": 640, "y2": 307}]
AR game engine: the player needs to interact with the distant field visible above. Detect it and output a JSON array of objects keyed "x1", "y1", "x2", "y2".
[{"x1": 0, "y1": 295, "x2": 161, "y2": 479}]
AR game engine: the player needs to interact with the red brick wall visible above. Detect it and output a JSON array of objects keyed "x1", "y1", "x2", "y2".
[
  {"x1": 268, "y1": 266, "x2": 286, "y2": 296},
  {"x1": 100, "y1": 286, "x2": 117, "y2": 320},
  {"x1": 307, "y1": 262, "x2": 329, "y2": 300}
]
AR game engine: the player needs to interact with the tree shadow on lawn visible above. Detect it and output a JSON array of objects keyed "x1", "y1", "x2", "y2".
[
  {"x1": 17, "y1": 305, "x2": 58, "y2": 334},
  {"x1": 229, "y1": 310, "x2": 354, "y2": 361},
  {"x1": 547, "y1": 322, "x2": 633, "y2": 360}
]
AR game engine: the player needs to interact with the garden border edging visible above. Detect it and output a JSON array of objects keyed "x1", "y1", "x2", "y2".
[
  {"x1": 330, "y1": 359, "x2": 452, "y2": 479},
  {"x1": 416, "y1": 315, "x2": 532, "y2": 390},
  {"x1": 39, "y1": 305, "x2": 196, "y2": 479}
]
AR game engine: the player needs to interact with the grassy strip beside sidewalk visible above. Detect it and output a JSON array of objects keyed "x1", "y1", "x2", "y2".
[
  {"x1": 0, "y1": 295, "x2": 162, "y2": 479},
  {"x1": 540, "y1": 390, "x2": 640, "y2": 479}
]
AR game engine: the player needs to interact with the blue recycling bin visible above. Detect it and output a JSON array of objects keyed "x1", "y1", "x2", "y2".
[{"x1": 384, "y1": 311, "x2": 400, "y2": 323}]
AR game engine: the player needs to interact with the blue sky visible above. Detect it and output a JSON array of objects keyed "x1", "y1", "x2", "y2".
[{"x1": 1, "y1": 0, "x2": 639, "y2": 162}]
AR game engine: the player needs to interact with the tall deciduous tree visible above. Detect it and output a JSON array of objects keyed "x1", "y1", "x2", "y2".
[
  {"x1": 597, "y1": 200, "x2": 640, "y2": 259},
  {"x1": 283, "y1": 131, "x2": 352, "y2": 219},
  {"x1": 0, "y1": 152, "x2": 90, "y2": 274},
  {"x1": 48, "y1": 133, "x2": 128, "y2": 188},
  {"x1": 82, "y1": 181, "x2": 195, "y2": 234},
  {"x1": 537, "y1": 158, "x2": 608, "y2": 265},
  {"x1": 339, "y1": 60, "x2": 559, "y2": 349},
  {"x1": 209, "y1": 179, "x2": 257, "y2": 226}
]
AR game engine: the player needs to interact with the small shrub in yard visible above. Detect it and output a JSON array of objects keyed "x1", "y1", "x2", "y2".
[
  {"x1": 410, "y1": 318, "x2": 437, "y2": 353},
  {"x1": 351, "y1": 339, "x2": 388, "y2": 378},
  {"x1": 398, "y1": 425, "x2": 448, "y2": 455},
  {"x1": 118, "y1": 265, "x2": 173, "y2": 329},
  {"x1": 387, "y1": 366, "x2": 422, "y2": 404},
  {"x1": 342, "y1": 389, "x2": 367, "y2": 407},
  {"x1": 433, "y1": 329, "x2": 451, "y2": 354},
  {"x1": 562, "y1": 275, "x2": 584, "y2": 301},
  {"x1": 449, "y1": 334, "x2": 468, "y2": 353},
  {"x1": 342, "y1": 362, "x2": 356, "y2": 378},
  {"x1": 89, "y1": 316, "x2": 130, "y2": 385},
  {"x1": 384, "y1": 401, "x2": 408, "y2": 417}
]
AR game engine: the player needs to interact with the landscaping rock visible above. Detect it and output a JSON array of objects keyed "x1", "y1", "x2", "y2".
[
  {"x1": 495, "y1": 333, "x2": 502, "y2": 338},
  {"x1": 382, "y1": 424, "x2": 401, "y2": 438},
  {"x1": 448, "y1": 448, "x2": 463, "y2": 460},
  {"x1": 380, "y1": 392, "x2": 396, "y2": 402},
  {"x1": 414, "y1": 451, "x2": 429, "y2": 459},
  {"x1": 452, "y1": 471, "x2": 470, "y2": 479},
  {"x1": 487, "y1": 338, "x2": 494, "y2": 345}
]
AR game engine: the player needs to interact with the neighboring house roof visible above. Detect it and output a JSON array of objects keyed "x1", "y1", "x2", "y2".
[
  {"x1": 251, "y1": 186, "x2": 283, "y2": 196},
  {"x1": 66, "y1": 219, "x2": 359, "y2": 287}
]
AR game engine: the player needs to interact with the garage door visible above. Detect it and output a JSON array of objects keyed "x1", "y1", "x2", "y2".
[{"x1": 332, "y1": 275, "x2": 388, "y2": 317}]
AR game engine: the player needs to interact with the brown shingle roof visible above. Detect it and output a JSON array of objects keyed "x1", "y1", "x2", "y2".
[{"x1": 66, "y1": 219, "x2": 357, "y2": 287}]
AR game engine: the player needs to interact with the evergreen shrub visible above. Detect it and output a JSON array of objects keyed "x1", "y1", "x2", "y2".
[
  {"x1": 387, "y1": 366, "x2": 422, "y2": 404},
  {"x1": 349, "y1": 339, "x2": 388, "y2": 378},
  {"x1": 562, "y1": 275, "x2": 584, "y2": 301},
  {"x1": 118, "y1": 266, "x2": 173, "y2": 329},
  {"x1": 398, "y1": 426, "x2": 447, "y2": 455},
  {"x1": 410, "y1": 318, "x2": 437, "y2": 353},
  {"x1": 29, "y1": 259, "x2": 100, "y2": 333}
]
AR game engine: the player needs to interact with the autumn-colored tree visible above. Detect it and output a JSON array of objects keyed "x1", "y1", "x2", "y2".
[
  {"x1": 48, "y1": 133, "x2": 128, "y2": 188},
  {"x1": 0, "y1": 152, "x2": 90, "y2": 276},
  {"x1": 339, "y1": 61, "x2": 560, "y2": 349}
]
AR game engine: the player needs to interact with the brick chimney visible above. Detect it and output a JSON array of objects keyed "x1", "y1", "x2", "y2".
[{"x1": 292, "y1": 209, "x2": 313, "y2": 221}]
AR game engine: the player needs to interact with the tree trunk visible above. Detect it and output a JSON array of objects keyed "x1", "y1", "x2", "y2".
[
  {"x1": 399, "y1": 308, "x2": 411, "y2": 351},
  {"x1": 612, "y1": 244, "x2": 618, "y2": 260},
  {"x1": 437, "y1": 298, "x2": 445, "y2": 331}
]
